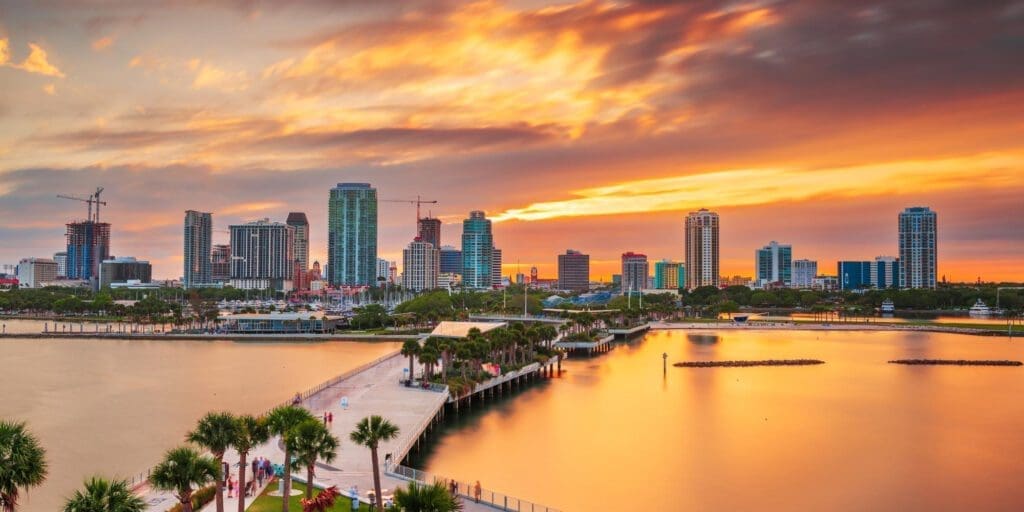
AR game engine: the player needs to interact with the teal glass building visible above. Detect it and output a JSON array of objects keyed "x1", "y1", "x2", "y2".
[
  {"x1": 328, "y1": 183, "x2": 378, "y2": 286},
  {"x1": 461, "y1": 210, "x2": 493, "y2": 289}
]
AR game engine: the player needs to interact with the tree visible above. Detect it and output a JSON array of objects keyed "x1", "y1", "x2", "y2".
[
  {"x1": 287, "y1": 420, "x2": 339, "y2": 500},
  {"x1": 0, "y1": 421, "x2": 48, "y2": 512},
  {"x1": 301, "y1": 486, "x2": 341, "y2": 512},
  {"x1": 149, "y1": 447, "x2": 219, "y2": 512},
  {"x1": 391, "y1": 481, "x2": 463, "y2": 512},
  {"x1": 63, "y1": 477, "x2": 145, "y2": 512},
  {"x1": 186, "y1": 412, "x2": 237, "y2": 512},
  {"x1": 231, "y1": 415, "x2": 270, "y2": 512},
  {"x1": 400, "y1": 339, "x2": 421, "y2": 382},
  {"x1": 266, "y1": 406, "x2": 316, "y2": 512},
  {"x1": 349, "y1": 416, "x2": 400, "y2": 511}
]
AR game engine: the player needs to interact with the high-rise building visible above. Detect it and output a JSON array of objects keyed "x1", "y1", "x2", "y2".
[
  {"x1": 439, "y1": 246, "x2": 462, "y2": 275},
  {"x1": 328, "y1": 183, "x2": 378, "y2": 286},
  {"x1": 491, "y1": 248, "x2": 503, "y2": 288},
  {"x1": 558, "y1": 249, "x2": 590, "y2": 292},
  {"x1": 66, "y1": 221, "x2": 111, "y2": 284},
  {"x1": 461, "y1": 211, "x2": 493, "y2": 289},
  {"x1": 872, "y1": 256, "x2": 900, "y2": 289},
  {"x1": 99, "y1": 257, "x2": 152, "y2": 289},
  {"x1": 229, "y1": 219, "x2": 294, "y2": 291},
  {"x1": 755, "y1": 241, "x2": 792, "y2": 287},
  {"x1": 417, "y1": 217, "x2": 442, "y2": 250},
  {"x1": 211, "y1": 244, "x2": 231, "y2": 283},
  {"x1": 898, "y1": 206, "x2": 937, "y2": 289},
  {"x1": 53, "y1": 251, "x2": 67, "y2": 278},
  {"x1": 376, "y1": 258, "x2": 392, "y2": 285},
  {"x1": 685, "y1": 209, "x2": 719, "y2": 290},
  {"x1": 621, "y1": 252, "x2": 649, "y2": 293},
  {"x1": 530, "y1": 266, "x2": 538, "y2": 284},
  {"x1": 17, "y1": 258, "x2": 58, "y2": 288},
  {"x1": 402, "y1": 238, "x2": 439, "y2": 292},
  {"x1": 183, "y1": 210, "x2": 212, "y2": 288},
  {"x1": 653, "y1": 260, "x2": 685, "y2": 289},
  {"x1": 838, "y1": 261, "x2": 872, "y2": 290},
  {"x1": 287, "y1": 212, "x2": 310, "y2": 291},
  {"x1": 792, "y1": 259, "x2": 817, "y2": 288}
]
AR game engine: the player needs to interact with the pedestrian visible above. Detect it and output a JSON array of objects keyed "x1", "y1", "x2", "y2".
[
  {"x1": 449, "y1": 480, "x2": 456, "y2": 495},
  {"x1": 328, "y1": 411, "x2": 333, "y2": 424},
  {"x1": 251, "y1": 458, "x2": 259, "y2": 482},
  {"x1": 474, "y1": 481, "x2": 482, "y2": 502},
  {"x1": 323, "y1": 411, "x2": 328, "y2": 424},
  {"x1": 227, "y1": 474, "x2": 234, "y2": 498}
]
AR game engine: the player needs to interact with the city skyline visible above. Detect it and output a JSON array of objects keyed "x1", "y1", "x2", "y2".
[{"x1": 1, "y1": 1, "x2": 1023, "y2": 281}]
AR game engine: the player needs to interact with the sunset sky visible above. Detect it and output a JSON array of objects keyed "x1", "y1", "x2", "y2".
[{"x1": 1, "y1": 0, "x2": 1022, "y2": 282}]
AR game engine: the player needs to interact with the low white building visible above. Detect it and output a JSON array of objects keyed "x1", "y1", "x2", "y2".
[{"x1": 17, "y1": 258, "x2": 59, "y2": 288}]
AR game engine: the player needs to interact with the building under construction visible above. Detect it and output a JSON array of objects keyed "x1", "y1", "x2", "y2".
[{"x1": 66, "y1": 221, "x2": 111, "y2": 282}]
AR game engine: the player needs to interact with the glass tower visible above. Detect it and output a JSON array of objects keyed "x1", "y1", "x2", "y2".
[
  {"x1": 461, "y1": 211, "x2": 493, "y2": 289},
  {"x1": 328, "y1": 183, "x2": 378, "y2": 286},
  {"x1": 898, "y1": 206, "x2": 937, "y2": 289}
]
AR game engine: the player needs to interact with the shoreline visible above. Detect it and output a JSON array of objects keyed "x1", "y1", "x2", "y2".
[
  {"x1": 0, "y1": 332, "x2": 421, "y2": 341},
  {"x1": 650, "y1": 321, "x2": 1015, "y2": 337}
]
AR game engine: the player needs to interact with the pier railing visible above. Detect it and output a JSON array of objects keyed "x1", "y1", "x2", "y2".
[{"x1": 388, "y1": 463, "x2": 561, "y2": 512}]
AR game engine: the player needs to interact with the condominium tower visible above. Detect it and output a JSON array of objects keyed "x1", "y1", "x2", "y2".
[
  {"x1": 621, "y1": 252, "x2": 649, "y2": 293},
  {"x1": 287, "y1": 212, "x2": 310, "y2": 290},
  {"x1": 755, "y1": 241, "x2": 792, "y2": 287},
  {"x1": 461, "y1": 211, "x2": 493, "y2": 289},
  {"x1": 417, "y1": 217, "x2": 442, "y2": 250},
  {"x1": 183, "y1": 210, "x2": 212, "y2": 288},
  {"x1": 653, "y1": 260, "x2": 685, "y2": 289},
  {"x1": 229, "y1": 219, "x2": 295, "y2": 291},
  {"x1": 328, "y1": 183, "x2": 378, "y2": 286},
  {"x1": 402, "y1": 238, "x2": 439, "y2": 292},
  {"x1": 66, "y1": 221, "x2": 111, "y2": 283},
  {"x1": 684, "y1": 209, "x2": 719, "y2": 289},
  {"x1": 557, "y1": 249, "x2": 590, "y2": 292},
  {"x1": 792, "y1": 259, "x2": 817, "y2": 288},
  {"x1": 898, "y1": 207, "x2": 937, "y2": 289}
]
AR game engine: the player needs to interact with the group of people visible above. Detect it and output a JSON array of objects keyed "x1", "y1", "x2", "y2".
[
  {"x1": 221, "y1": 457, "x2": 275, "y2": 499},
  {"x1": 446, "y1": 479, "x2": 484, "y2": 502},
  {"x1": 322, "y1": 411, "x2": 334, "y2": 425}
]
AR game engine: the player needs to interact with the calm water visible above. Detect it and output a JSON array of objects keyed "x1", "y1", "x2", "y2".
[
  {"x1": 0, "y1": 326, "x2": 399, "y2": 512},
  {"x1": 420, "y1": 329, "x2": 1024, "y2": 512}
]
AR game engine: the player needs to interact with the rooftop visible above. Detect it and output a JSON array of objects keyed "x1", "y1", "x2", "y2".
[{"x1": 430, "y1": 321, "x2": 507, "y2": 338}]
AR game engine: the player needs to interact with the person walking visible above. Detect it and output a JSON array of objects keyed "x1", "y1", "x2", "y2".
[
  {"x1": 328, "y1": 412, "x2": 333, "y2": 425},
  {"x1": 474, "y1": 480, "x2": 482, "y2": 502}
]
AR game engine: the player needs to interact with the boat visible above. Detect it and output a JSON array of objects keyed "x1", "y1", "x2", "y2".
[
  {"x1": 969, "y1": 299, "x2": 991, "y2": 316},
  {"x1": 880, "y1": 299, "x2": 895, "y2": 314}
]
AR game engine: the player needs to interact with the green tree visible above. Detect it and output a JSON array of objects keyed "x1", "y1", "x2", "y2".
[
  {"x1": 390, "y1": 481, "x2": 462, "y2": 512},
  {"x1": 149, "y1": 446, "x2": 219, "y2": 512},
  {"x1": 266, "y1": 406, "x2": 316, "y2": 512},
  {"x1": 231, "y1": 415, "x2": 269, "y2": 512},
  {"x1": 349, "y1": 416, "x2": 400, "y2": 511},
  {"x1": 63, "y1": 477, "x2": 145, "y2": 512},
  {"x1": 0, "y1": 421, "x2": 48, "y2": 512},
  {"x1": 400, "y1": 339, "x2": 421, "y2": 382},
  {"x1": 186, "y1": 412, "x2": 237, "y2": 512},
  {"x1": 286, "y1": 420, "x2": 339, "y2": 500}
]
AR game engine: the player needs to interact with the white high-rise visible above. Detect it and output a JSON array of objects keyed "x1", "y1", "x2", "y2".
[
  {"x1": 402, "y1": 238, "x2": 439, "y2": 292},
  {"x1": 898, "y1": 207, "x2": 937, "y2": 289},
  {"x1": 792, "y1": 259, "x2": 817, "y2": 289},
  {"x1": 685, "y1": 209, "x2": 719, "y2": 290}
]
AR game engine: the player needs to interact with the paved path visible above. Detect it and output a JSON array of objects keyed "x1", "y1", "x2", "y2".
[{"x1": 140, "y1": 351, "x2": 499, "y2": 512}]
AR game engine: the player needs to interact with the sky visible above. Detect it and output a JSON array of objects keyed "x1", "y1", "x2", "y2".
[{"x1": 1, "y1": 0, "x2": 1022, "y2": 282}]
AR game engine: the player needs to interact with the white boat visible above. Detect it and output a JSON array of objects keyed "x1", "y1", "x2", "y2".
[
  {"x1": 969, "y1": 299, "x2": 991, "y2": 316},
  {"x1": 880, "y1": 299, "x2": 895, "y2": 314}
]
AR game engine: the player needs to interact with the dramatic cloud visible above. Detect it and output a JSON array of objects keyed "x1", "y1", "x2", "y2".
[{"x1": 1, "y1": 39, "x2": 65, "y2": 77}]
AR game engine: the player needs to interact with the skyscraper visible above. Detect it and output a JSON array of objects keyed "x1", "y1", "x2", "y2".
[
  {"x1": 621, "y1": 252, "x2": 649, "y2": 293},
  {"x1": 183, "y1": 210, "x2": 212, "y2": 288},
  {"x1": 417, "y1": 217, "x2": 442, "y2": 249},
  {"x1": 461, "y1": 211, "x2": 493, "y2": 289},
  {"x1": 229, "y1": 219, "x2": 294, "y2": 291},
  {"x1": 376, "y1": 258, "x2": 392, "y2": 285},
  {"x1": 211, "y1": 244, "x2": 231, "y2": 283},
  {"x1": 66, "y1": 221, "x2": 111, "y2": 285},
  {"x1": 558, "y1": 249, "x2": 590, "y2": 292},
  {"x1": 898, "y1": 206, "x2": 937, "y2": 289},
  {"x1": 328, "y1": 183, "x2": 378, "y2": 286},
  {"x1": 685, "y1": 209, "x2": 719, "y2": 290},
  {"x1": 402, "y1": 238, "x2": 439, "y2": 291},
  {"x1": 287, "y1": 212, "x2": 310, "y2": 291},
  {"x1": 653, "y1": 260, "x2": 685, "y2": 289},
  {"x1": 792, "y1": 259, "x2": 817, "y2": 288},
  {"x1": 755, "y1": 241, "x2": 793, "y2": 287},
  {"x1": 491, "y1": 248, "x2": 503, "y2": 287},
  {"x1": 439, "y1": 246, "x2": 462, "y2": 274}
]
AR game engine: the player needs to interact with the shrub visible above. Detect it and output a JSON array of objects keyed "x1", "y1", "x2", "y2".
[{"x1": 166, "y1": 485, "x2": 217, "y2": 512}]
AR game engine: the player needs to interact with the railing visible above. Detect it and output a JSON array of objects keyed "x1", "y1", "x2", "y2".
[
  {"x1": 389, "y1": 395, "x2": 449, "y2": 463},
  {"x1": 387, "y1": 463, "x2": 561, "y2": 512},
  {"x1": 128, "y1": 468, "x2": 152, "y2": 491},
  {"x1": 397, "y1": 379, "x2": 450, "y2": 393}
]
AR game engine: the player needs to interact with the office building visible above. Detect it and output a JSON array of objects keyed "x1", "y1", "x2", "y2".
[
  {"x1": 211, "y1": 244, "x2": 231, "y2": 283},
  {"x1": 685, "y1": 209, "x2": 719, "y2": 289},
  {"x1": 66, "y1": 221, "x2": 111, "y2": 284},
  {"x1": 99, "y1": 257, "x2": 152, "y2": 289},
  {"x1": 417, "y1": 217, "x2": 442, "y2": 250},
  {"x1": 872, "y1": 256, "x2": 900, "y2": 289},
  {"x1": 229, "y1": 219, "x2": 295, "y2": 291},
  {"x1": 755, "y1": 241, "x2": 792, "y2": 287},
  {"x1": 183, "y1": 210, "x2": 212, "y2": 288},
  {"x1": 402, "y1": 238, "x2": 439, "y2": 292},
  {"x1": 287, "y1": 212, "x2": 310, "y2": 290},
  {"x1": 812, "y1": 275, "x2": 839, "y2": 291},
  {"x1": 491, "y1": 248, "x2": 503, "y2": 287},
  {"x1": 792, "y1": 259, "x2": 817, "y2": 288},
  {"x1": 653, "y1": 260, "x2": 685, "y2": 290},
  {"x1": 838, "y1": 261, "x2": 872, "y2": 290},
  {"x1": 53, "y1": 251, "x2": 67, "y2": 278},
  {"x1": 898, "y1": 206, "x2": 937, "y2": 289},
  {"x1": 328, "y1": 183, "x2": 378, "y2": 286},
  {"x1": 17, "y1": 258, "x2": 58, "y2": 288},
  {"x1": 557, "y1": 249, "x2": 590, "y2": 292},
  {"x1": 461, "y1": 211, "x2": 493, "y2": 289},
  {"x1": 439, "y1": 246, "x2": 462, "y2": 275},
  {"x1": 621, "y1": 252, "x2": 649, "y2": 293}
]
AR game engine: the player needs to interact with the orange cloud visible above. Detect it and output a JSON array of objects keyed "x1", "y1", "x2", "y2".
[
  {"x1": 192, "y1": 60, "x2": 249, "y2": 92},
  {"x1": 92, "y1": 36, "x2": 115, "y2": 51},
  {"x1": 8, "y1": 42, "x2": 66, "y2": 77},
  {"x1": 42, "y1": 83, "x2": 56, "y2": 95}
]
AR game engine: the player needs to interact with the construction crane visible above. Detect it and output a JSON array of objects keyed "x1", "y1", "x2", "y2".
[
  {"x1": 57, "y1": 187, "x2": 107, "y2": 223},
  {"x1": 381, "y1": 195, "x2": 439, "y2": 222}
]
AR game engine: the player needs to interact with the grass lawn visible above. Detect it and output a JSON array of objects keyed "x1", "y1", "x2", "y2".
[{"x1": 248, "y1": 481, "x2": 372, "y2": 512}]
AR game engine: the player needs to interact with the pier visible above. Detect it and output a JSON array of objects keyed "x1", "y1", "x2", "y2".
[
  {"x1": 608, "y1": 323, "x2": 651, "y2": 338},
  {"x1": 555, "y1": 333, "x2": 615, "y2": 356}
]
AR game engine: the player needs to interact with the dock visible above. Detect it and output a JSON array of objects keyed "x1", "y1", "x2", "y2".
[
  {"x1": 555, "y1": 333, "x2": 615, "y2": 355},
  {"x1": 607, "y1": 323, "x2": 650, "y2": 337}
]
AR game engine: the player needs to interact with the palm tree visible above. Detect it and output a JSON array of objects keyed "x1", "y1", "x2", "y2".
[
  {"x1": 149, "y1": 446, "x2": 219, "y2": 512},
  {"x1": 392, "y1": 481, "x2": 462, "y2": 512},
  {"x1": 400, "y1": 339, "x2": 421, "y2": 382},
  {"x1": 418, "y1": 345, "x2": 439, "y2": 381},
  {"x1": 63, "y1": 477, "x2": 145, "y2": 512},
  {"x1": 266, "y1": 406, "x2": 316, "y2": 512},
  {"x1": 186, "y1": 412, "x2": 237, "y2": 512},
  {"x1": 349, "y1": 416, "x2": 399, "y2": 511},
  {"x1": 231, "y1": 415, "x2": 269, "y2": 512},
  {"x1": 0, "y1": 420, "x2": 48, "y2": 512},
  {"x1": 286, "y1": 420, "x2": 339, "y2": 499}
]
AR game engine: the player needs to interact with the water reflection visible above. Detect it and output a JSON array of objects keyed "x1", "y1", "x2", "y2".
[{"x1": 687, "y1": 333, "x2": 720, "y2": 345}]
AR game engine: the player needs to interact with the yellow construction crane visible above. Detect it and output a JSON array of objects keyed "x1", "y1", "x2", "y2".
[{"x1": 381, "y1": 195, "x2": 439, "y2": 222}]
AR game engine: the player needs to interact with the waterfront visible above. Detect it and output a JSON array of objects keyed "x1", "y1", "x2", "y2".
[
  {"x1": 416, "y1": 329, "x2": 1024, "y2": 512},
  {"x1": 0, "y1": 327, "x2": 399, "y2": 512}
]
